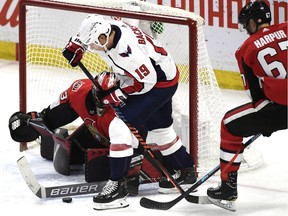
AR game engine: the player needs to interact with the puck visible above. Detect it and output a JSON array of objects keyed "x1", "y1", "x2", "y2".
[{"x1": 62, "y1": 197, "x2": 72, "y2": 203}]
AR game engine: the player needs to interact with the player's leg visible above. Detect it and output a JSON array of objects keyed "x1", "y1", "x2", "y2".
[
  {"x1": 118, "y1": 84, "x2": 177, "y2": 128},
  {"x1": 146, "y1": 98, "x2": 196, "y2": 194},
  {"x1": 207, "y1": 100, "x2": 288, "y2": 211},
  {"x1": 118, "y1": 85, "x2": 197, "y2": 192},
  {"x1": 93, "y1": 117, "x2": 134, "y2": 210}
]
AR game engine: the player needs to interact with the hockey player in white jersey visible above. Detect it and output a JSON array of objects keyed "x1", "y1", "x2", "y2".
[{"x1": 63, "y1": 14, "x2": 196, "y2": 209}]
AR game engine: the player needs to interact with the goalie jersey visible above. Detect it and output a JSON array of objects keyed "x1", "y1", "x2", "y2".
[
  {"x1": 235, "y1": 22, "x2": 287, "y2": 105},
  {"x1": 46, "y1": 78, "x2": 138, "y2": 152}
]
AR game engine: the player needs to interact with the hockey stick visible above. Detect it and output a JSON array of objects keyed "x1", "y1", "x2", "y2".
[
  {"x1": 140, "y1": 133, "x2": 262, "y2": 210},
  {"x1": 77, "y1": 61, "x2": 211, "y2": 205},
  {"x1": 13, "y1": 118, "x2": 107, "y2": 199},
  {"x1": 17, "y1": 156, "x2": 106, "y2": 199}
]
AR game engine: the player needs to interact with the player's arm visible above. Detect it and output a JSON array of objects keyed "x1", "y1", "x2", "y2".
[
  {"x1": 236, "y1": 46, "x2": 266, "y2": 103},
  {"x1": 62, "y1": 36, "x2": 87, "y2": 67},
  {"x1": 41, "y1": 100, "x2": 79, "y2": 130},
  {"x1": 8, "y1": 89, "x2": 79, "y2": 142}
]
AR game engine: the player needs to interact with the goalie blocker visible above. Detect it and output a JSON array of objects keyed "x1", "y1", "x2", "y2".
[{"x1": 9, "y1": 112, "x2": 164, "y2": 194}]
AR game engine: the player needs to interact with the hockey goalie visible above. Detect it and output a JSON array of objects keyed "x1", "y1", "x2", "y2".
[{"x1": 8, "y1": 74, "x2": 166, "y2": 210}]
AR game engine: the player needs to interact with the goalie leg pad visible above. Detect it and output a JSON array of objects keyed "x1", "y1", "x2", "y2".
[
  {"x1": 53, "y1": 132, "x2": 71, "y2": 176},
  {"x1": 85, "y1": 150, "x2": 143, "y2": 195},
  {"x1": 85, "y1": 148, "x2": 110, "y2": 182},
  {"x1": 40, "y1": 135, "x2": 54, "y2": 161}
]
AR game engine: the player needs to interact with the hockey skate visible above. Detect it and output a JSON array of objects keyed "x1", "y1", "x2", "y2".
[
  {"x1": 158, "y1": 167, "x2": 197, "y2": 194},
  {"x1": 207, "y1": 171, "x2": 238, "y2": 212},
  {"x1": 93, "y1": 178, "x2": 129, "y2": 210}
]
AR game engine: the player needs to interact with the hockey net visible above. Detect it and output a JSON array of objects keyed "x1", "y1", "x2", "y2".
[{"x1": 19, "y1": 0, "x2": 263, "y2": 175}]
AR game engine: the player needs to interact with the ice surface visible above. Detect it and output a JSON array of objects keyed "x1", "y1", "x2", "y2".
[{"x1": 0, "y1": 59, "x2": 287, "y2": 215}]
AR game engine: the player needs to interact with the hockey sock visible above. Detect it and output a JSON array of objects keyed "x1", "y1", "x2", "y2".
[
  {"x1": 163, "y1": 146, "x2": 194, "y2": 170},
  {"x1": 109, "y1": 156, "x2": 132, "y2": 180}
]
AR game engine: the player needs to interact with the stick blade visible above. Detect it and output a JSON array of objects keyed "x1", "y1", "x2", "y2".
[
  {"x1": 17, "y1": 156, "x2": 43, "y2": 198},
  {"x1": 140, "y1": 197, "x2": 175, "y2": 210}
]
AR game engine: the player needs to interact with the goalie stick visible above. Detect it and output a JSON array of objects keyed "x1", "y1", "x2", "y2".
[
  {"x1": 17, "y1": 156, "x2": 106, "y2": 199},
  {"x1": 140, "y1": 133, "x2": 261, "y2": 210},
  {"x1": 77, "y1": 61, "x2": 211, "y2": 205},
  {"x1": 13, "y1": 103, "x2": 208, "y2": 204}
]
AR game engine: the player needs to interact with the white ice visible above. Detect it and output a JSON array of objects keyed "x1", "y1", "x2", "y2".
[{"x1": 0, "y1": 59, "x2": 287, "y2": 216}]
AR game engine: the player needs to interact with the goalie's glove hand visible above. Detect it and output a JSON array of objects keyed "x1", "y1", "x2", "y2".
[
  {"x1": 62, "y1": 36, "x2": 86, "y2": 67},
  {"x1": 11, "y1": 111, "x2": 41, "y2": 125},
  {"x1": 102, "y1": 88, "x2": 128, "y2": 106},
  {"x1": 8, "y1": 111, "x2": 41, "y2": 142}
]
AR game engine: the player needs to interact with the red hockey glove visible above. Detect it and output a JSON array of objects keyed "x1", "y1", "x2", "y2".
[
  {"x1": 62, "y1": 36, "x2": 86, "y2": 67},
  {"x1": 102, "y1": 88, "x2": 128, "y2": 106},
  {"x1": 95, "y1": 71, "x2": 128, "y2": 106}
]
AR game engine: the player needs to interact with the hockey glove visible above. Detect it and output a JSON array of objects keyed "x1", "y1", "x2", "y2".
[
  {"x1": 8, "y1": 111, "x2": 41, "y2": 142},
  {"x1": 102, "y1": 88, "x2": 128, "y2": 106},
  {"x1": 95, "y1": 71, "x2": 128, "y2": 106},
  {"x1": 62, "y1": 36, "x2": 86, "y2": 67}
]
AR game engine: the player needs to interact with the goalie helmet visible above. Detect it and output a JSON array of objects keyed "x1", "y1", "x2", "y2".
[
  {"x1": 78, "y1": 14, "x2": 111, "y2": 49},
  {"x1": 238, "y1": 1, "x2": 271, "y2": 33},
  {"x1": 92, "y1": 72, "x2": 118, "y2": 116},
  {"x1": 95, "y1": 71, "x2": 118, "y2": 91}
]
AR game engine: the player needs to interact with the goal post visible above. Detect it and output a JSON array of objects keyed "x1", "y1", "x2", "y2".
[
  {"x1": 18, "y1": 0, "x2": 199, "y2": 158},
  {"x1": 18, "y1": 0, "x2": 263, "y2": 176}
]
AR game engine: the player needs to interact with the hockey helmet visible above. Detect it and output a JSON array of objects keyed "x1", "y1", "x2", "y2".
[
  {"x1": 91, "y1": 72, "x2": 118, "y2": 116},
  {"x1": 238, "y1": 1, "x2": 271, "y2": 31},
  {"x1": 78, "y1": 14, "x2": 111, "y2": 49},
  {"x1": 95, "y1": 71, "x2": 118, "y2": 91}
]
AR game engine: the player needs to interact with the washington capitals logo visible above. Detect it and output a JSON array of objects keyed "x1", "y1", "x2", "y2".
[{"x1": 119, "y1": 45, "x2": 132, "y2": 57}]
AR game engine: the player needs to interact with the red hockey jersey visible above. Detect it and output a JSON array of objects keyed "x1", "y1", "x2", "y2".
[
  {"x1": 235, "y1": 22, "x2": 287, "y2": 105},
  {"x1": 53, "y1": 78, "x2": 138, "y2": 152}
]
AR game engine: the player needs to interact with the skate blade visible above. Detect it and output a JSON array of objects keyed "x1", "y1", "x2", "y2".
[
  {"x1": 208, "y1": 197, "x2": 236, "y2": 212},
  {"x1": 93, "y1": 198, "x2": 129, "y2": 210},
  {"x1": 158, "y1": 184, "x2": 197, "y2": 194}
]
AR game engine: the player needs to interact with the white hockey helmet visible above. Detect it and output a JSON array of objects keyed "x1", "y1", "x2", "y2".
[{"x1": 78, "y1": 14, "x2": 111, "y2": 48}]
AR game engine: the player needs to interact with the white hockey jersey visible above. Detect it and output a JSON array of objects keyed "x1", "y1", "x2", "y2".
[{"x1": 99, "y1": 20, "x2": 179, "y2": 95}]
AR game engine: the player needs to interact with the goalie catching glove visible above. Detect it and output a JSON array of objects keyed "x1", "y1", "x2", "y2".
[
  {"x1": 62, "y1": 36, "x2": 87, "y2": 67},
  {"x1": 8, "y1": 111, "x2": 41, "y2": 142},
  {"x1": 94, "y1": 72, "x2": 128, "y2": 106}
]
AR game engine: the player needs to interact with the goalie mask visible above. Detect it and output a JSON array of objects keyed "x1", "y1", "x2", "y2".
[
  {"x1": 238, "y1": 0, "x2": 271, "y2": 34},
  {"x1": 92, "y1": 72, "x2": 119, "y2": 116},
  {"x1": 91, "y1": 85, "x2": 107, "y2": 117},
  {"x1": 79, "y1": 14, "x2": 111, "y2": 51}
]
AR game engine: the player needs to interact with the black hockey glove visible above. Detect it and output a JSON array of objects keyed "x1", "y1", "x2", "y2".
[
  {"x1": 62, "y1": 36, "x2": 87, "y2": 67},
  {"x1": 8, "y1": 111, "x2": 41, "y2": 142}
]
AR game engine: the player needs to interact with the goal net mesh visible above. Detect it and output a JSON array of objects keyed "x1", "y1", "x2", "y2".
[{"x1": 20, "y1": 0, "x2": 263, "y2": 175}]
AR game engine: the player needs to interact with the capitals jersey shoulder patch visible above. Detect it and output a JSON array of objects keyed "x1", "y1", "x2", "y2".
[{"x1": 119, "y1": 45, "x2": 132, "y2": 57}]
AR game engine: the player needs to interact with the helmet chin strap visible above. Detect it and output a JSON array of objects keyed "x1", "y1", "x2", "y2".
[{"x1": 103, "y1": 45, "x2": 108, "y2": 52}]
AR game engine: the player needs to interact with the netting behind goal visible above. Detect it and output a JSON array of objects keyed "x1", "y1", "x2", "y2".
[{"x1": 19, "y1": 0, "x2": 263, "y2": 175}]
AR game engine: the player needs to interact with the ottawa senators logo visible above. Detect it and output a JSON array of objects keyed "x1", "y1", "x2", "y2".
[
  {"x1": 83, "y1": 118, "x2": 109, "y2": 147},
  {"x1": 72, "y1": 80, "x2": 84, "y2": 92}
]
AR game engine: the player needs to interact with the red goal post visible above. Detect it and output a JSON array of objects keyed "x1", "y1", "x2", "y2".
[{"x1": 18, "y1": 0, "x2": 231, "y2": 175}]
